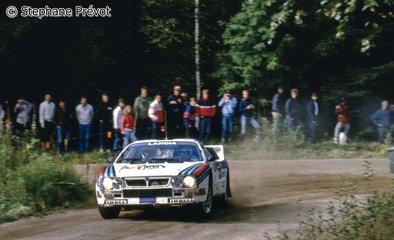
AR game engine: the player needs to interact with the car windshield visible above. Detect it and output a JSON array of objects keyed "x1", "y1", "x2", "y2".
[{"x1": 116, "y1": 142, "x2": 202, "y2": 164}]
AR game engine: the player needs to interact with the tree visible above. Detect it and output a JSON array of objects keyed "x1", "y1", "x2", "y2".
[
  {"x1": 215, "y1": 0, "x2": 393, "y2": 133},
  {"x1": 216, "y1": 0, "x2": 393, "y2": 93}
]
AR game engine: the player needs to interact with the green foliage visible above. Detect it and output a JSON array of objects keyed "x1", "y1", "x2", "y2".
[
  {"x1": 216, "y1": 0, "x2": 394, "y2": 135},
  {"x1": 272, "y1": 171, "x2": 394, "y2": 240},
  {"x1": 0, "y1": 134, "x2": 91, "y2": 223},
  {"x1": 139, "y1": 0, "x2": 241, "y2": 95}
]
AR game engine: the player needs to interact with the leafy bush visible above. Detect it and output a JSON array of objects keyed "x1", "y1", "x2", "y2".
[
  {"x1": 270, "y1": 162, "x2": 394, "y2": 240},
  {"x1": 0, "y1": 133, "x2": 91, "y2": 223}
]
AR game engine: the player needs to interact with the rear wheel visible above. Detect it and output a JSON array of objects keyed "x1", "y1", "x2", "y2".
[{"x1": 98, "y1": 206, "x2": 121, "y2": 219}]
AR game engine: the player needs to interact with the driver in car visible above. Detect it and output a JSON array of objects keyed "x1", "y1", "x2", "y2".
[
  {"x1": 142, "y1": 149, "x2": 156, "y2": 161},
  {"x1": 174, "y1": 147, "x2": 194, "y2": 161}
]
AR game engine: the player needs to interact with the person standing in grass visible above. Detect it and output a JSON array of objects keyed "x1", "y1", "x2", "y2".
[
  {"x1": 133, "y1": 87, "x2": 153, "y2": 139},
  {"x1": 271, "y1": 86, "x2": 285, "y2": 140},
  {"x1": 54, "y1": 100, "x2": 73, "y2": 154},
  {"x1": 166, "y1": 85, "x2": 184, "y2": 138},
  {"x1": 307, "y1": 92, "x2": 319, "y2": 143},
  {"x1": 13, "y1": 99, "x2": 33, "y2": 137},
  {"x1": 238, "y1": 89, "x2": 261, "y2": 140},
  {"x1": 149, "y1": 94, "x2": 164, "y2": 139},
  {"x1": 183, "y1": 97, "x2": 197, "y2": 138},
  {"x1": 0, "y1": 103, "x2": 5, "y2": 126},
  {"x1": 75, "y1": 96, "x2": 94, "y2": 153},
  {"x1": 333, "y1": 98, "x2": 350, "y2": 144},
  {"x1": 285, "y1": 88, "x2": 303, "y2": 133},
  {"x1": 218, "y1": 91, "x2": 237, "y2": 143},
  {"x1": 113, "y1": 98, "x2": 126, "y2": 151},
  {"x1": 39, "y1": 94, "x2": 56, "y2": 150},
  {"x1": 121, "y1": 105, "x2": 137, "y2": 147},
  {"x1": 196, "y1": 89, "x2": 217, "y2": 143},
  {"x1": 96, "y1": 93, "x2": 113, "y2": 152},
  {"x1": 371, "y1": 100, "x2": 391, "y2": 144}
]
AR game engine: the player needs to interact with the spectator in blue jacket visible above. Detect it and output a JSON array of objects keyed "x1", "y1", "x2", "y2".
[
  {"x1": 285, "y1": 88, "x2": 303, "y2": 132},
  {"x1": 307, "y1": 92, "x2": 319, "y2": 143},
  {"x1": 183, "y1": 97, "x2": 197, "y2": 138},
  {"x1": 371, "y1": 100, "x2": 391, "y2": 143},
  {"x1": 218, "y1": 91, "x2": 237, "y2": 142}
]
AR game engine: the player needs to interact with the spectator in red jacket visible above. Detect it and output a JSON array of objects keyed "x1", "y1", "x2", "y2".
[
  {"x1": 334, "y1": 98, "x2": 350, "y2": 144},
  {"x1": 196, "y1": 89, "x2": 216, "y2": 143},
  {"x1": 149, "y1": 94, "x2": 164, "y2": 139},
  {"x1": 122, "y1": 105, "x2": 137, "y2": 147}
]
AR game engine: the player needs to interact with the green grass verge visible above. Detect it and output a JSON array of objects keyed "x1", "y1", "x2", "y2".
[{"x1": 0, "y1": 134, "x2": 92, "y2": 223}]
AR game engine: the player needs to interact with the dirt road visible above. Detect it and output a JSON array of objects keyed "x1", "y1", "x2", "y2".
[{"x1": 1, "y1": 159, "x2": 392, "y2": 240}]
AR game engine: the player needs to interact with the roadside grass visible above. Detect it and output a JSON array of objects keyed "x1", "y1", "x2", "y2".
[
  {"x1": 0, "y1": 133, "x2": 92, "y2": 223},
  {"x1": 267, "y1": 161, "x2": 394, "y2": 240},
  {"x1": 225, "y1": 139, "x2": 389, "y2": 160},
  {"x1": 0, "y1": 127, "x2": 391, "y2": 223},
  {"x1": 223, "y1": 118, "x2": 391, "y2": 160}
]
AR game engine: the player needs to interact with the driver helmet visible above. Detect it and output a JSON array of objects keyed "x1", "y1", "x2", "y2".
[
  {"x1": 175, "y1": 147, "x2": 192, "y2": 159},
  {"x1": 142, "y1": 149, "x2": 155, "y2": 160}
]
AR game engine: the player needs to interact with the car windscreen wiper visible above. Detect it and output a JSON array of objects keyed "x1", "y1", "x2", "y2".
[
  {"x1": 118, "y1": 157, "x2": 143, "y2": 163},
  {"x1": 147, "y1": 158, "x2": 181, "y2": 163}
]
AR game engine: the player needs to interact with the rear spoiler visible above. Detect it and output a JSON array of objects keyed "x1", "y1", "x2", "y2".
[{"x1": 205, "y1": 145, "x2": 225, "y2": 161}]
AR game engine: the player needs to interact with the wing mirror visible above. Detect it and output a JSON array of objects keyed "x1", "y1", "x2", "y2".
[{"x1": 107, "y1": 156, "x2": 115, "y2": 164}]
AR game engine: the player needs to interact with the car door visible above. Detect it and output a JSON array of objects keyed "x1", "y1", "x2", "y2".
[{"x1": 205, "y1": 145, "x2": 227, "y2": 196}]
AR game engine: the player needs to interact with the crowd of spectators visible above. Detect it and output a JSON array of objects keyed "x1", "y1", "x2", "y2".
[{"x1": 1, "y1": 85, "x2": 393, "y2": 154}]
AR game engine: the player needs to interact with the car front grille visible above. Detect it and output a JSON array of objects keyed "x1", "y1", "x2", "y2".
[
  {"x1": 125, "y1": 178, "x2": 170, "y2": 187},
  {"x1": 125, "y1": 179, "x2": 146, "y2": 187},
  {"x1": 123, "y1": 189, "x2": 173, "y2": 198}
]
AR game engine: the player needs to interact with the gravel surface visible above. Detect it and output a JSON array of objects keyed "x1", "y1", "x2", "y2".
[{"x1": 1, "y1": 158, "x2": 392, "y2": 240}]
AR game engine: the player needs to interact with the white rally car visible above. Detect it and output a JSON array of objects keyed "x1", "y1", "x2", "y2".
[{"x1": 96, "y1": 139, "x2": 231, "y2": 219}]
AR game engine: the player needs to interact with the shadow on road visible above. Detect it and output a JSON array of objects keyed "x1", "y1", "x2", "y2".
[{"x1": 118, "y1": 200, "x2": 296, "y2": 224}]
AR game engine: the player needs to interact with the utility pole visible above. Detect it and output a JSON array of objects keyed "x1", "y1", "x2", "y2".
[{"x1": 195, "y1": 0, "x2": 201, "y2": 100}]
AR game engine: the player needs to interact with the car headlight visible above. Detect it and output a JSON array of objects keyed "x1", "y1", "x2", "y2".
[
  {"x1": 112, "y1": 178, "x2": 123, "y2": 190},
  {"x1": 171, "y1": 176, "x2": 183, "y2": 188},
  {"x1": 102, "y1": 177, "x2": 123, "y2": 190},
  {"x1": 183, "y1": 176, "x2": 196, "y2": 188},
  {"x1": 102, "y1": 177, "x2": 113, "y2": 190}
]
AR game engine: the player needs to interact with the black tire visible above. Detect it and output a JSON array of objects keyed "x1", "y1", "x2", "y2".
[
  {"x1": 217, "y1": 184, "x2": 229, "y2": 207},
  {"x1": 196, "y1": 184, "x2": 213, "y2": 217},
  {"x1": 215, "y1": 176, "x2": 230, "y2": 208},
  {"x1": 98, "y1": 206, "x2": 121, "y2": 219}
]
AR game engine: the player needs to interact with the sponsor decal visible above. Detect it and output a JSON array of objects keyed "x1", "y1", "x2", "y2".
[
  {"x1": 168, "y1": 198, "x2": 194, "y2": 204},
  {"x1": 137, "y1": 164, "x2": 165, "y2": 170},
  {"x1": 148, "y1": 141, "x2": 177, "y2": 145},
  {"x1": 104, "y1": 199, "x2": 128, "y2": 205},
  {"x1": 140, "y1": 197, "x2": 156, "y2": 204}
]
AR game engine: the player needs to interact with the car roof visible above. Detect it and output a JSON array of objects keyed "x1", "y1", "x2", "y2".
[{"x1": 130, "y1": 139, "x2": 202, "y2": 145}]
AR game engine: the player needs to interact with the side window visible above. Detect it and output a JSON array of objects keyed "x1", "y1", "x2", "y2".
[{"x1": 203, "y1": 148, "x2": 213, "y2": 161}]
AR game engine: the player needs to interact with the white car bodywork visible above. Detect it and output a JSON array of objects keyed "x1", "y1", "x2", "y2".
[{"x1": 95, "y1": 139, "x2": 230, "y2": 219}]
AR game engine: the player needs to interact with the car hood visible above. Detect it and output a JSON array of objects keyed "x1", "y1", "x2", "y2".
[{"x1": 113, "y1": 162, "x2": 203, "y2": 177}]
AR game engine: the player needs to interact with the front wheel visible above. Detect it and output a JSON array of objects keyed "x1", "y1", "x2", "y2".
[
  {"x1": 196, "y1": 184, "x2": 213, "y2": 217},
  {"x1": 98, "y1": 206, "x2": 120, "y2": 219}
]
